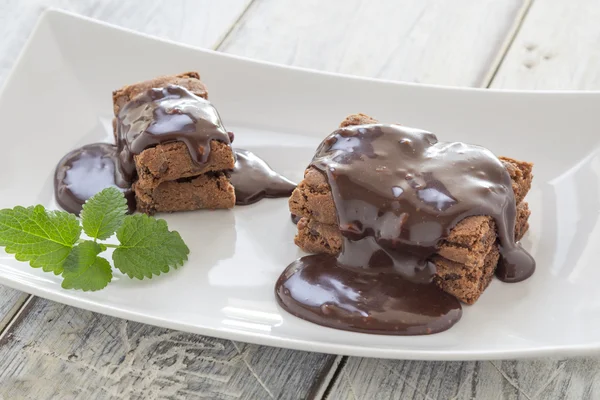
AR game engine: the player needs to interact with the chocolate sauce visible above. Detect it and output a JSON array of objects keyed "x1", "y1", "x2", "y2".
[
  {"x1": 231, "y1": 149, "x2": 297, "y2": 205},
  {"x1": 54, "y1": 143, "x2": 135, "y2": 215},
  {"x1": 116, "y1": 85, "x2": 231, "y2": 181},
  {"x1": 276, "y1": 124, "x2": 535, "y2": 335},
  {"x1": 55, "y1": 85, "x2": 294, "y2": 213}
]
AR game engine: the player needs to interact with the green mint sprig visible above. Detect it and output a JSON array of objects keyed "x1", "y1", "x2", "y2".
[{"x1": 0, "y1": 187, "x2": 189, "y2": 291}]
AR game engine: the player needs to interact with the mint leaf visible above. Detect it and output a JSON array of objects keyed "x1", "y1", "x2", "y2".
[
  {"x1": 113, "y1": 214, "x2": 189, "y2": 279},
  {"x1": 81, "y1": 187, "x2": 128, "y2": 240},
  {"x1": 62, "y1": 241, "x2": 112, "y2": 291},
  {"x1": 0, "y1": 206, "x2": 81, "y2": 274}
]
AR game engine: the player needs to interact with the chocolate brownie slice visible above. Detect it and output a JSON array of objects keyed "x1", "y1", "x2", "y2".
[
  {"x1": 113, "y1": 73, "x2": 235, "y2": 214},
  {"x1": 113, "y1": 73, "x2": 235, "y2": 189},
  {"x1": 289, "y1": 114, "x2": 533, "y2": 304},
  {"x1": 134, "y1": 173, "x2": 235, "y2": 214}
]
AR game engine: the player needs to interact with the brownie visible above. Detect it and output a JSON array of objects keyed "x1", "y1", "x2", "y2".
[
  {"x1": 134, "y1": 141, "x2": 235, "y2": 188},
  {"x1": 113, "y1": 72, "x2": 236, "y2": 213},
  {"x1": 289, "y1": 114, "x2": 534, "y2": 304},
  {"x1": 113, "y1": 72, "x2": 235, "y2": 189},
  {"x1": 134, "y1": 173, "x2": 235, "y2": 214}
]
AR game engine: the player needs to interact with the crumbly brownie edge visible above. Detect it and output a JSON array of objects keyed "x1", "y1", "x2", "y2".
[
  {"x1": 134, "y1": 172, "x2": 235, "y2": 214},
  {"x1": 135, "y1": 140, "x2": 235, "y2": 189}
]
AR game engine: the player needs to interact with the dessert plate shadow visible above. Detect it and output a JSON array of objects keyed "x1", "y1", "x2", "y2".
[{"x1": 1, "y1": 9, "x2": 600, "y2": 360}]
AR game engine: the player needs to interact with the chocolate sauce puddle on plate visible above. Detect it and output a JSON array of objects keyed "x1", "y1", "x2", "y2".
[
  {"x1": 54, "y1": 85, "x2": 295, "y2": 214},
  {"x1": 54, "y1": 143, "x2": 135, "y2": 214},
  {"x1": 276, "y1": 124, "x2": 535, "y2": 335}
]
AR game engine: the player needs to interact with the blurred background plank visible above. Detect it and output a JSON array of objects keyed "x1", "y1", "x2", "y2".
[
  {"x1": 492, "y1": 0, "x2": 600, "y2": 89},
  {"x1": 220, "y1": 0, "x2": 529, "y2": 86},
  {"x1": 0, "y1": 0, "x2": 253, "y2": 83}
]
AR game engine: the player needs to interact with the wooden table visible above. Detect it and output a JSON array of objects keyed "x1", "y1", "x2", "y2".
[{"x1": 1, "y1": 1, "x2": 599, "y2": 398}]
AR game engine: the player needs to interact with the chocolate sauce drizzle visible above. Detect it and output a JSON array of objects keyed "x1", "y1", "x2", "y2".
[
  {"x1": 231, "y1": 149, "x2": 296, "y2": 205},
  {"x1": 276, "y1": 124, "x2": 535, "y2": 335},
  {"x1": 116, "y1": 85, "x2": 231, "y2": 182},
  {"x1": 54, "y1": 85, "x2": 295, "y2": 214}
]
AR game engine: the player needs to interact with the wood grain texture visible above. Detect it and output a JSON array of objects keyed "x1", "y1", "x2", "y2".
[
  {"x1": 0, "y1": 0, "x2": 252, "y2": 84},
  {"x1": 0, "y1": 290, "x2": 28, "y2": 332},
  {"x1": 220, "y1": 0, "x2": 527, "y2": 87},
  {"x1": 491, "y1": 0, "x2": 600, "y2": 89},
  {"x1": 0, "y1": 298, "x2": 336, "y2": 400},
  {"x1": 327, "y1": 358, "x2": 600, "y2": 400}
]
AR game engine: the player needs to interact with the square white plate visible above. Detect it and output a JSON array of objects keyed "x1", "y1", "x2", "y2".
[{"x1": 1, "y1": 9, "x2": 600, "y2": 361}]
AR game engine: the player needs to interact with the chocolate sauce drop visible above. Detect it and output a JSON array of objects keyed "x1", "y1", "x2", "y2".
[
  {"x1": 54, "y1": 143, "x2": 135, "y2": 215},
  {"x1": 276, "y1": 124, "x2": 535, "y2": 335},
  {"x1": 231, "y1": 149, "x2": 297, "y2": 205}
]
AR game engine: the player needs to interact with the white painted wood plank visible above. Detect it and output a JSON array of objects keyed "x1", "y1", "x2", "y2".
[
  {"x1": 220, "y1": 0, "x2": 527, "y2": 87},
  {"x1": 328, "y1": 1, "x2": 600, "y2": 399},
  {"x1": 0, "y1": 0, "x2": 252, "y2": 84},
  {"x1": 0, "y1": 298, "x2": 336, "y2": 399},
  {"x1": 0, "y1": 290, "x2": 28, "y2": 332},
  {"x1": 491, "y1": 0, "x2": 600, "y2": 89},
  {"x1": 327, "y1": 357, "x2": 600, "y2": 400}
]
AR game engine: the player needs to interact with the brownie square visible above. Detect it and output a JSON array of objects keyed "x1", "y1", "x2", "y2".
[
  {"x1": 134, "y1": 173, "x2": 235, "y2": 214},
  {"x1": 113, "y1": 72, "x2": 236, "y2": 213}
]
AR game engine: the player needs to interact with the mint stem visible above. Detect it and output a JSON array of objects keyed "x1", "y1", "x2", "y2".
[{"x1": 77, "y1": 239, "x2": 117, "y2": 248}]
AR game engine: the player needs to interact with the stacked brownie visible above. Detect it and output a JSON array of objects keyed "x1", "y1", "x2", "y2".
[
  {"x1": 112, "y1": 72, "x2": 236, "y2": 214},
  {"x1": 289, "y1": 113, "x2": 533, "y2": 304}
]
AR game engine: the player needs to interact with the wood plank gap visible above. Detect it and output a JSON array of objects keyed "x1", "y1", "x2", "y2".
[
  {"x1": 213, "y1": 0, "x2": 257, "y2": 51},
  {"x1": 481, "y1": 0, "x2": 536, "y2": 88},
  {"x1": 0, "y1": 295, "x2": 34, "y2": 345},
  {"x1": 316, "y1": 355, "x2": 348, "y2": 400},
  {"x1": 0, "y1": 292, "x2": 30, "y2": 333}
]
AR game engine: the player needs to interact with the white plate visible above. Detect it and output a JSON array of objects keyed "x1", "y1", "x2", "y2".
[{"x1": 1, "y1": 9, "x2": 600, "y2": 361}]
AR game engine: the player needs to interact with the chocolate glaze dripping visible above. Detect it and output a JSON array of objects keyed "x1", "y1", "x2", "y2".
[
  {"x1": 276, "y1": 124, "x2": 535, "y2": 335},
  {"x1": 55, "y1": 85, "x2": 294, "y2": 214},
  {"x1": 231, "y1": 149, "x2": 297, "y2": 205},
  {"x1": 116, "y1": 85, "x2": 231, "y2": 182},
  {"x1": 54, "y1": 143, "x2": 135, "y2": 215}
]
